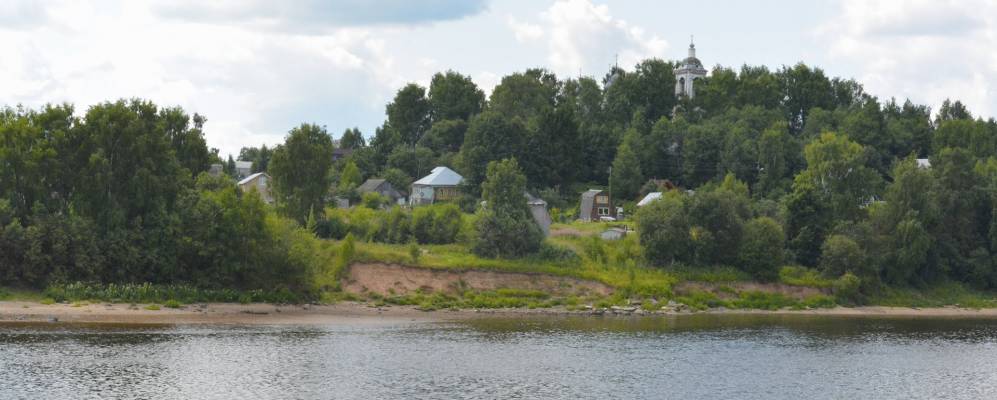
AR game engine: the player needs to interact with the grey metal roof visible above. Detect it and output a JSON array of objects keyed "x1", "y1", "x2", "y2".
[
  {"x1": 637, "y1": 192, "x2": 662, "y2": 207},
  {"x1": 413, "y1": 166, "x2": 463, "y2": 186},
  {"x1": 235, "y1": 161, "x2": 252, "y2": 170},
  {"x1": 237, "y1": 172, "x2": 267, "y2": 186},
  {"x1": 357, "y1": 178, "x2": 386, "y2": 193},
  {"x1": 580, "y1": 189, "x2": 603, "y2": 215}
]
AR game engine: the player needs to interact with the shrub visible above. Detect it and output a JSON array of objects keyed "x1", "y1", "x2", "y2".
[
  {"x1": 164, "y1": 299, "x2": 182, "y2": 308},
  {"x1": 738, "y1": 217, "x2": 785, "y2": 281},
  {"x1": 408, "y1": 242, "x2": 421, "y2": 264},
  {"x1": 833, "y1": 272, "x2": 862, "y2": 304},
  {"x1": 536, "y1": 242, "x2": 580, "y2": 264},
  {"x1": 820, "y1": 235, "x2": 865, "y2": 277},
  {"x1": 779, "y1": 266, "x2": 833, "y2": 288},
  {"x1": 361, "y1": 192, "x2": 386, "y2": 209}
]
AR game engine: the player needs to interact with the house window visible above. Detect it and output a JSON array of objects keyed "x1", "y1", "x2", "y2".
[
  {"x1": 597, "y1": 207, "x2": 610, "y2": 216},
  {"x1": 596, "y1": 195, "x2": 608, "y2": 204}
]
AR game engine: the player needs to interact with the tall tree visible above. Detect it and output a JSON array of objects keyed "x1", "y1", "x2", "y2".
[
  {"x1": 428, "y1": 71, "x2": 485, "y2": 122},
  {"x1": 339, "y1": 127, "x2": 366, "y2": 149},
  {"x1": 472, "y1": 158, "x2": 544, "y2": 258},
  {"x1": 386, "y1": 83, "x2": 431, "y2": 146},
  {"x1": 458, "y1": 111, "x2": 528, "y2": 191},
  {"x1": 269, "y1": 123, "x2": 334, "y2": 224}
]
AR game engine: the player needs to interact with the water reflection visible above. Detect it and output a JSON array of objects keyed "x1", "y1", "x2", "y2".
[{"x1": 1, "y1": 315, "x2": 997, "y2": 399}]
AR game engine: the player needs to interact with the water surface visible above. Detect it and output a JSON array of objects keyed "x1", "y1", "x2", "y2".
[{"x1": 2, "y1": 314, "x2": 997, "y2": 399}]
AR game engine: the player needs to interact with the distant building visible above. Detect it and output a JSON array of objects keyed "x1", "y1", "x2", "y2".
[
  {"x1": 208, "y1": 163, "x2": 223, "y2": 177},
  {"x1": 410, "y1": 166, "x2": 463, "y2": 205},
  {"x1": 237, "y1": 172, "x2": 273, "y2": 204},
  {"x1": 916, "y1": 158, "x2": 931, "y2": 169},
  {"x1": 579, "y1": 189, "x2": 614, "y2": 222},
  {"x1": 234, "y1": 161, "x2": 253, "y2": 179},
  {"x1": 675, "y1": 39, "x2": 707, "y2": 98},
  {"x1": 332, "y1": 148, "x2": 353, "y2": 162},
  {"x1": 358, "y1": 178, "x2": 404, "y2": 205},
  {"x1": 525, "y1": 193, "x2": 552, "y2": 236}
]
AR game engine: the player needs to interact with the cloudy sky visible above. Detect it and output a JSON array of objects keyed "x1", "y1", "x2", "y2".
[{"x1": 1, "y1": 0, "x2": 995, "y2": 157}]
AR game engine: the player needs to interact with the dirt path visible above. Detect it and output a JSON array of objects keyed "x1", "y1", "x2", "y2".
[{"x1": 342, "y1": 263, "x2": 614, "y2": 297}]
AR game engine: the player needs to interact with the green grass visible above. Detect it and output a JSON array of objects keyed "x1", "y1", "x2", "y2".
[
  {"x1": 667, "y1": 265, "x2": 753, "y2": 283},
  {"x1": 779, "y1": 266, "x2": 833, "y2": 288},
  {"x1": 869, "y1": 282, "x2": 997, "y2": 308},
  {"x1": 164, "y1": 299, "x2": 182, "y2": 308},
  {"x1": 44, "y1": 282, "x2": 308, "y2": 304},
  {"x1": 0, "y1": 287, "x2": 50, "y2": 302},
  {"x1": 144, "y1": 304, "x2": 161, "y2": 311}
]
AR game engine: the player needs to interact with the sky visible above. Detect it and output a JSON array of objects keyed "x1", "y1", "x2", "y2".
[{"x1": 1, "y1": 0, "x2": 995, "y2": 157}]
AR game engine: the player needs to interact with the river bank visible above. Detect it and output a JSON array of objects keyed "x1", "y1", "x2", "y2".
[{"x1": 4, "y1": 300, "x2": 997, "y2": 325}]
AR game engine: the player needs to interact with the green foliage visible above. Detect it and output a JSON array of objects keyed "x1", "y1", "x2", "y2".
[
  {"x1": 779, "y1": 266, "x2": 833, "y2": 288},
  {"x1": 44, "y1": 282, "x2": 306, "y2": 304},
  {"x1": 473, "y1": 159, "x2": 544, "y2": 258},
  {"x1": 832, "y1": 272, "x2": 862, "y2": 304},
  {"x1": 820, "y1": 235, "x2": 866, "y2": 277},
  {"x1": 269, "y1": 123, "x2": 335, "y2": 224},
  {"x1": 610, "y1": 130, "x2": 644, "y2": 201},
  {"x1": 738, "y1": 217, "x2": 785, "y2": 281},
  {"x1": 361, "y1": 192, "x2": 386, "y2": 209}
]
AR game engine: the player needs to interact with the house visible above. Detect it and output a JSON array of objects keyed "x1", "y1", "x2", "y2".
[
  {"x1": 579, "y1": 189, "x2": 614, "y2": 222},
  {"x1": 234, "y1": 161, "x2": 253, "y2": 179},
  {"x1": 208, "y1": 163, "x2": 223, "y2": 177},
  {"x1": 410, "y1": 166, "x2": 463, "y2": 205},
  {"x1": 358, "y1": 178, "x2": 404, "y2": 205},
  {"x1": 637, "y1": 192, "x2": 662, "y2": 207},
  {"x1": 525, "y1": 193, "x2": 552, "y2": 236},
  {"x1": 916, "y1": 158, "x2": 931, "y2": 169},
  {"x1": 238, "y1": 172, "x2": 273, "y2": 204},
  {"x1": 332, "y1": 148, "x2": 353, "y2": 162}
]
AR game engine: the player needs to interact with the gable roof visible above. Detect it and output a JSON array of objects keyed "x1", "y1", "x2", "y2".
[
  {"x1": 358, "y1": 178, "x2": 386, "y2": 193},
  {"x1": 413, "y1": 166, "x2": 463, "y2": 186},
  {"x1": 637, "y1": 192, "x2": 662, "y2": 207},
  {"x1": 580, "y1": 189, "x2": 604, "y2": 213},
  {"x1": 237, "y1": 172, "x2": 268, "y2": 186}
]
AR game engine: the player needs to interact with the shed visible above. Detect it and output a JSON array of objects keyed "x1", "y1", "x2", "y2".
[
  {"x1": 358, "y1": 178, "x2": 404, "y2": 204},
  {"x1": 525, "y1": 193, "x2": 552, "y2": 236}
]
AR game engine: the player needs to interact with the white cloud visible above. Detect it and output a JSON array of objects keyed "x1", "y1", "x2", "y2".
[
  {"x1": 0, "y1": 1, "x2": 434, "y2": 156},
  {"x1": 507, "y1": 0, "x2": 668, "y2": 77},
  {"x1": 507, "y1": 16, "x2": 543, "y2": 42},
  {"x1": 819, "y1": 0, "x2": 997, "y2": 118}
]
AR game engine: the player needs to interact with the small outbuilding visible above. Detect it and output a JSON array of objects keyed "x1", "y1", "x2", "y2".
[
  {"x1": 411, "y1": 166, "x2": 463, "y2": 205},
  {"x1": 237, "y1": 172, "x2": 273, "y2": 204},
  {"x1": 525, "y1": 193, "x2": 552, "y2": 236},
  {"x1": 234, "y1": 161, "x2": 253, "y2": 179},
  {"x1": 358, "y1": 178, "x2": 404, "y2": 205},
  {"x1": 600, "y1": 227, "x2": 628, "y2": 241},
  {"x1": 579, "y1": 189, "x2": 614, "y2": 222}
]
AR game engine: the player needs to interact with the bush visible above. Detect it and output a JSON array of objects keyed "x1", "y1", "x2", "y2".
[
  {"x1": 820, "y1": 235, "x2": 865, "y2": 277},
  {"x1": 738, "y1": 217, "x2": 785, "y2": 281},
  {"x1": 833, "y1": 272, "x2": 862, "y2": 304},
  {"x1": 536, "y1": 242, "x2": 580, "y2": 264},
  {"x1": 361, "y1": 192, "x2": 386, "y2": 209},
  {"x1": 472, "y1": 208, "x2": 544, "y2": 258}
]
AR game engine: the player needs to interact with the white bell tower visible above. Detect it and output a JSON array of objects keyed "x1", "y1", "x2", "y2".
[{"x1": 674, "y1": 37, "x2": 707, "y2": 98}]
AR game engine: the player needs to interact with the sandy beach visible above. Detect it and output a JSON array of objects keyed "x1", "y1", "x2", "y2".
[{"x1": 4, "y1": 301, "x2": 997, "y2": 325}]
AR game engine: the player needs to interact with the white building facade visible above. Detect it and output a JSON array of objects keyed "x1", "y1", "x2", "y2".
[{"x1": 674, "y1": 41, "x2": 707, "y2": 98}]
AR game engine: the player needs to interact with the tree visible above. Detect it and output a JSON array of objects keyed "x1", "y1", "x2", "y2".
[
  {"x1": 522, "y1": 106, "x2": 581, "y2": 189},
  {"x1": 793, "y1": 132, "x2": 881, "y2": 220},
  {"x1": 161, "y1": 108, "x2": 211, "y2": 177},
  {"x1": 238, "y1": 144, "x2": 273, "y2": 173},
  {"x1": 269, "y1": 123, "x2": 334, "y2": 224},
  {"x1": 338, "y1": 160, "x2": 362, "y2": 193},
  {"x1": 458, "y1": 111, "x2": 528, "y2": 191},
  {"x1": 386, "y1": 83, "x2": 431, "y2": 146},
  {"x1": 428, "y1": 70, "x2": 485, "y2": 122},
  {"x1": 636, "y1": 192, "x2": 691, "y2": 265},
  {"x1": 778, "y1": 63, "x2": 834, "y2": 133},
  {"x1": 419, "y1": 119, "x2": 467, "y2": 154},
  {"x1": 489, "y1": 68, "x2": 559, "y2": 123},
  {"x1": 472, "y1": 158, "x2": 543, "y2": 258},
  {"x1": 820, "y1": 234, "x2": 865, "y2": 277},
  {"x1": 739, "y1": 217, "x2": 785, "y2": 280},
  {"x1": 339, "y1": 127, "x2": 366, "y2": 149},
  {"x1": 610, "y1": 130, "x2": 644, "y2": 201}
]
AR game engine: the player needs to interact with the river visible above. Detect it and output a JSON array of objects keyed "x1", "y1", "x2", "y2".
[{"x1": 2, "y1": 314, "x2": 997, "y2": 399}]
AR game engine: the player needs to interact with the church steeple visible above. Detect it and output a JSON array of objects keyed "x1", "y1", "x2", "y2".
[{"x1": 675, "y1": 36, "x2": 707, "y2": 98}]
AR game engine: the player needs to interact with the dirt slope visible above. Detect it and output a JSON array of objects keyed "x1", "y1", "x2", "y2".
[{"x1": 343, "y1": 263, "x2": 613, "y2": 297}]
